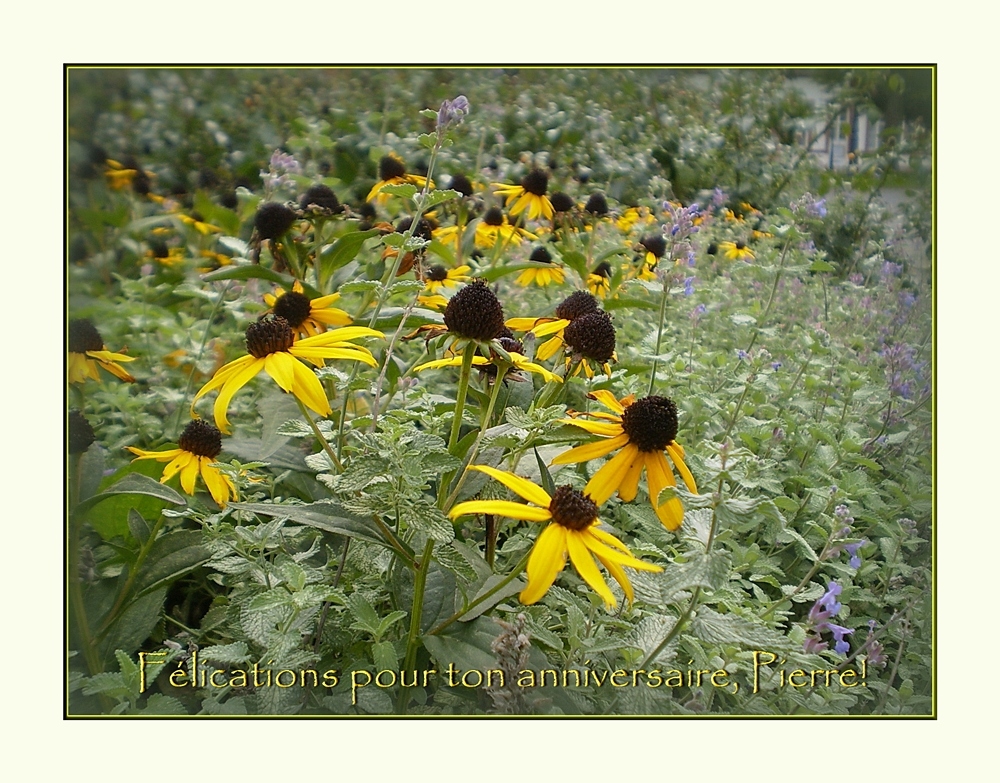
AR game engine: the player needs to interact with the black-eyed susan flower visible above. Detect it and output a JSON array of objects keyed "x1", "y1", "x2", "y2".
[
  {"x1": 406, "y1": 279, "x2": 507, "y2": 347},
  {"x1": 68, "y1": 410, "x2": 96, "y2": 455},
  {"x1": 616, "y1": 205, "x2": 655, "y2": 233},
  {"x1": 448, "y1": 173, "x2": 474, "y2": 198},
  {"x1": 515, "y1": 245, "x2": 565, "y2": 288},
  {"x1": 450, "y1": 465, "x2": 661, "y2": 607},
  {"x1": 177, "y1": 211, "x2": 222, "y2": 235},
  {"x1": 68, "y1": 319, "x2": 136, "y2": 384},
  {"x1": 299, "y1": 184, "x2": 343, "y2": 215},
  {"x1": 367, "y1": 153, "x2": 431, "y2": 204},
  {"x1": 128, "y1": 419, "x2": 237, "y2": 507},
  {"x1": 587, "y1": 261, "x2": 613, "y2": 298},
  {"x1": 637, "y1": 233, "x2": 667, "y2": 280},
  {"x1": 552, "y1": 391, "x2": 697, "y2": 531},
  {"x1": 414, "y1": 336, "x2": 561, "y2": 385},
  {"x1": 192, "y1": 315, "x2": 381, "y2": 434},
  {"x1": 718, "y1": 240, "x2": 755, "y2": 262},
  {"x1": 506, "y1": 289, "x2": 600, "y2": 362},
  {"x1": 584, "y1": 192, "x2": 609, "y2": 217},
  {"x1": 493, "y1": 169, "x2": 554, "y2": 221},
  {"x1": 562, "y1": 310, "x2": 616, "y2": 378},
  {"x1": 473, "y1": 206, "x2": 536, "y2": 249},
  {"x1": 422, "y1": 264, "x2": 471, "y2": 293},
  {"x1": 105, "y1": 156, "x2": 152, "y2": 194},
  {"x1": 263, "y1": 280, "x2": 352, "y2": 338},
  {"x1": 254, "y1": 202, "x2": 297, "y2": 241},
  {"x1": 549, "y1": 191, "x2": 576, "y2": 214}
]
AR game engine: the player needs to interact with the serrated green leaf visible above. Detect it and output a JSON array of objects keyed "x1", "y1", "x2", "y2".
[
  {"x1": 317, "y1": 229, "x2": 381, "y2": 289},
  {"x1": 199, "y1": 642, "x2": 251, "y2": 665},
  {"x1": 421, "y1": 189, "x2": 460, "y2": 208},
  {"x1": 380, "y1": 183, "x2": 418, "y2": 199},
  {"x1": 691, "y1": 606, "x2": 792, "y2": 650},
  {"x1": 232, "y1": 501, "x2": 390, "y2": 549}
]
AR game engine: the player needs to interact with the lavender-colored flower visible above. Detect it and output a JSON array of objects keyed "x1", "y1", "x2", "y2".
[
  {"x1": 712, "y1": 187, "x2": 728, "y2": 207},
  {"x1": 736, "y1": 349, "x2": 749, "y2": 361},
  {"x1": 803, "y1": 635, "x2": 828, "y2": 654},
  {"x1": 845, "y1": 540, "x2": 866, "y2": 570},
  {"x1": 819, "y1": 582, "x2": 842, "y2": 616},
  {"x1": 772, "y1": 426, "x2": 785, "y2": 442},
  {"x1": 683, "y1": 276, "x2": 695, "y2": 296},
  {"x1": 881, "y1": 260, "x2": 903, "y2": 278},
  {"x1": 437, "y1": 95, "x2": 470, "y2": 130},
  {"x1": 260, "y1": 149, "x2": 302, "y2": 192},
  {"x1": 849, "y1": 272, "x2": 864, "y2": 285},
  {"x1": 771, "y1": 361, "x2": 782, "y2": 371},
  {"x1": 827, "y1": 623, "x2": 853, "y2": 654},
  {"x1": 690, "y1": 303, "x2": 706, "y2": 323},
  {"x1": 899, "y1": 517, "x2": 917, "y2": 536}
]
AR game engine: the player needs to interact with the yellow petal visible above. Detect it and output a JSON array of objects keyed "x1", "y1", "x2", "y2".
[
  {"x1": 646, "y1": 449, "x2": 684, "y2": 531},
  {"x1": 617, "y1": 448, "x2": 646, "y2": 502},
  {"x1": 449, "y1": 499, "x2": 552, "y2": 523},
  {"x1": 583, "y1": 442, "x2": 640, "y2": 505},
  {"x1": 297, "y1": 326, "x2": 383, "y2": 345},
  {"x1": 595, "y1": 554, "x2": 634, "y2": 604},
  {"x1": 520, "y1": 523, "x2": 567, "y2": 605},
  {"x1": 561, "y1": 418, "x2": 624, "y2": 437},
  {"x1": 200, "y1": 460, "x2": 235, "y2": 506},
  {"x1": 534, "y1": 335, "x2": 564, "y2": 362},
  {"x1": 667, "y1": 443, "x2": 698, "y2": 493},
  {"x1": 511, "y1": 357, "x2": 561, "y2": 383},
  {"x1": 581, "y1": 528, "x2": 662, "y2": 572},
  {"x1": 292, "y1": 345, "x2": 377, "y2": 365},
  {"x1": 469, "y1": 465, "x2": 552, "y2": 507},
  {"x1": 505, "y1": 316, "x2": 549, "y2": 332},
  {"x1": 160, "y1": 450, "x2": 194, "y2": 482},
  {"x1": 193, "y1": 355, "x2": 256, "y2": 405},
  {"x1": 290, "y1": 358, "x2": 332, "y2": 417},
  {"x1": 179, "y1": 453, "x2": 200, "y2": 494},
  {"x1": 566, "y1": 531, "x2": 615, "y2": 607},
  {"x1": 551, "y1": 432, "x2": 630, "y2": 466},
  {"x1": 414, "y1": 355, "x2": 488, "y2": 372},
  {"x1": 213, "y1": 357, "x2": 266, "y2": 434},
  {"x1": 588, "y1": 389, "x2": 625, "y2": 415},
  {"x1": 127, "y1": 447, "x2": 182, "y2": 463},
  {"x1": 264, "y1": 351, "x2": 296, "y2": 393}
]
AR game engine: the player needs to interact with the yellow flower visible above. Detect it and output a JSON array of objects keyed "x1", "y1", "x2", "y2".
[
  {"x1": 587, "y1": 262, "x2": 613, "y2": 298},
  {"x1": 367, "y1": 153, "x2": 431, "y2": 204},
  {"x1": 474, "y1": 207, "x2": 537, "y2": 249},
  {"x1": 514, "y1": 245, "x2": 564, "y2": 288},
  {"x1": 718, "y1": 241, "x2": 755, "y2": 262},
  {"x1": 552, "y1": 391, "x2": 697, "y2": 531},
  {"x1": 506, "y1": 289, "x2": 601, "y2": 363},
  {"x1": 68, "y1": 319, "x2": 136, "y2": 384},
  {"x1": 492, "y1": 169, "x2": 554, "y2": 221},
  {"x1": 104, "y1": 158, "x2": 137, "y2": 190},
  {"x1": 417, "y1": 293, "x2": 449, "y2": 310},
  {"x1": 615, "y1": 206, "x2": 654, "y2": 233},
  {"x1": 193, "y1": 315, "x2": 381, "y2": 434},
  {"x1": 450, "y1": 466, "x2": 661, "y2": 607},
  {"x1": 414, "y1": 337, "x2": 562, "y2": 385},
  {"x1": 422, "y1": 264, "x2": 471, "y2": 293},
  {"x1": 177, "y1": 212, "x2": 222, "y2": 235},
  {"x1": 127, "y1": 419, "x2": 236, "y2": 507},
  {"x1": 262, "y1": 280, "x2": 352, "y2": 338}
]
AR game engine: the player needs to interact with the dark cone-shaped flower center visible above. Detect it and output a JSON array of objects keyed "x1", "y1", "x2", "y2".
[
  {"x1": 593, "y1": 261, "x2": 612, "y2": 278},
  {"x1": 379, "y1": 154, "x2": 407, "y2": 181},
  {"x1": 396, "y1": 216, "x2": 435, "y2": 241},
  {"x1": 706, "y1": 243, "x2": 718, "y2": 256},
  {"x1": 620, "y1": 396, "x2": 679, "y2": 452},
  {"x1": 68, "y1": 410, "x2": 96, "y2": 454},
  {"x1": 529, "y1": 246, "x2": 553, "y2": 264},
  {"x1": 426, "y1": 265, "x2": 449, "y2": 282},
  {"x1": 641, "y1": 234, "x2": 667, "y2": 259},
  {"x1": 69, "y1": 319, "x2": 104, "y2": 353},
  {"x1": 255, "y1": 202, "x2": 296, "y2": 240},
  {"x1": 498, "y1": 336, "x2": 524, "y2": 355},
  {"x1": 299, "y1": 184, "x2": 341, "y2": 212},
  {"x1": 555, "y1": 290, "x2": 599, "y2": 321},
  {"x1": 148, "y1": 238, "x2": 169, "y2": 258},
  {"x1": 449, "y1": 173, "x2": 473, "y2": 197},
  {"x1": 550, "y1": 192, "x2": 575, "y2": 213},
  {"x1": 245, "y1": 315, "x2": 295, "y2": 358},
  {"x1": 584, "y1": 192, "x2": 609, "y2": 215},
  {"x1": 272, "y1": 291, "x2": 312, "y2": 329},
  {"x1": 563, "y1": 311, "x2": 616, "y2": 362},
  {"x1": 444, "y1": 280, "x2": 505, "y2": 341},
  {"x1": 483, "y1": 207, "x2": 505, "y2": 227},
  {"x1": 735, "y1": 241, "x2": 746, "y2": 250},
  {"x1": 548, "y1": 485, "x2": 598, "y2": 531},
  {"x1": 178, "y1": 418, "x2": 223, "y2": 458},
  {"x1": 521, "y1": 169, "x2": 549, "y2": 196}
]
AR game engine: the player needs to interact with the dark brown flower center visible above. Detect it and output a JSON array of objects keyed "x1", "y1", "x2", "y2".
[
  {"x1": 299, "y1": 184, "x2": 341, "y2": 212},
  {"x1": 426, "y1": 265, "x2": 449, "y2": 282},
  {"x1": 563, "y1": 311, "x2": 616, "y2": 363},
  {"x1": 529, "y1": 246, "x2": 553, "y2": 264},
  {"x1": 521, "y1": 169, "x2": 549, "y2": 196},
  {"x1": 483, "y1": 207, "x2": 505, "y2": 227},
  {"x1": 641, "y1": 234, "x2": 667, "y2": 259},
  {"x1": 555, "y1": 290, "x2": 599, "y2": 321},
  {"x1": 444, "y1": 280, "x2": 506, "y2": 341},
  {"x1": 449, "y1": 173, "x2": 473, "y2": 197},
  {"x1": 549, "y1": 192, "x2": 575, "y2": 213},
  {"x1": 245, "y1": 315, "x2": 295, "y2": 358},
  {"x1": 735, "y1": 241, "x2": 746, "y2": 250},
  {"x1": 619, "y1": 396, "x2": 679, "y2": 452},
  {"x1": 178, "y1": 418, "x2": 223, "y2": 458},
  {"x1": 593, "y1": 261, "x2": 612, "y2": 278},
  {"x1": 272, "y1": 290, "x2": 312, "y2": 329},
  {"x1": 68, "y1": 410, "x2": 96, "y2": 454},
  {"x1": 69, "y1": 319, "x2": 104, "y2": 353},
  {"x1": 548, "y1": 485, "x2": 598, "y2": 531},
  {"x1": 584, "y1": 192, "x2": 609, "y2": 215},
  {"x1": 255, "y1": 202, "x2": 296, "y2": 240},
  {"x1": 379, "y1": 154, "x2": 407, "y2": 181}
]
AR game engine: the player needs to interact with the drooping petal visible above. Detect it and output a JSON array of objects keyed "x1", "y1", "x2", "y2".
[
  {"x1": 179, "y1": 452, "x2": 200, "y2": 494},
  {"x1": 413, "y1": 356, "x2": 488, "y2": 373},
  {"x1": 617, "y1": 448, "x2": 646, "y2": 502},
  {"x1": 213, "y1": 357, "x2": 266, "y2": 434},
  {"x1": 290, "y1": 358, "x2": 332, "y2": 416},
  {"x1": 595, "y1": 554, "x2": 634, "y2": 604},
  {"x1": 200, "y1": 460, "x2": 236, "y2": 506},
  {"x1": 566, "y1": 531, "x2": 616, "y2": 607},
  {"x1": 511, "y1": 356, "x2": 562, "y2": 384},
  {"x1": 588, "y1": 389, "x2": 625, "y2": 415},
  {"x1": 264, "y1": 351, "x2": 296, "y2": 393},
  {"x1": 127, "y1": 447, "x2": 182, "y2": 463},
  {"x1": 505, "y1": 316, "x2": 550, "y2": 332},
  {"x1": 469, "y1": 465, "x2": 552, "y2": 507},
  {"x1": 193, "y1": 355, "x2": 256, "y2": 405},
  {"x1": 520, "y1": 523, "x2": 567, "y2": 605},
  {"x1": 646, "y1": 449, "x2": 684, "y2": 531},
  {"x1": 297, "y1": 326, "x2": 384, "y2": 346},
  {"x1": 667, "y1": 443, "x2": 697, "y2": 493},
  {"x1": 292, "y1": 345, "x2": 377, "y2": 366},
  {"x1": 535, "y1": 335, "x2": 564, "y2": 362},
  {"x1": 560, "y1": 418, "x2": 624, "y2": 437},
  {"x1": 449, "y1": 499, "x2": 553, "y2": 523},
  {"x1": 550, "y1": 432, "x2": 630, "y2": 466},
  {"x1": 160, "y1": 450, "x2": 194, "y2": 482},
  {"x1": 582, "y1": 528, "x2": 662, "y2": 572},
  {"x1": 582, "y1": 443, "x2": 640, "y2": 505}
]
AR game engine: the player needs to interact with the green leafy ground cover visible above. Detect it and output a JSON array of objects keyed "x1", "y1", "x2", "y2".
[{"x1": 66, "y1": 67, "x2": 932, "y2": 716}]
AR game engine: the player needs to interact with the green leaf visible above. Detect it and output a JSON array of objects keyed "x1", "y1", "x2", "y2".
[
  {"x1": 198, "y1": 642, "x2": 251, "y2": 665},
  {"x1": 422, "y1": 618, "x2": 500, "y2": 674},
  {"x1": 134, "y1": 530, "x2": 211, "y2": 596},
  {"x1": 691, "y1": 607, "x2": 793, "y2": 651},
  {"x1": 380, "y1": 183, "x2": 418, "y2": 199},
  {"x1": 777, "y1": 529, "x2": 820, "y2": 563},
  {"x1": 201, "y1": 264, "x2": 292, "y2": 286},
  {"x1": 603, "y1": 297, "x2": 660, "y2": 311},
  {"x1": 317, "y1": 229, "x2": 381, "y2": 289},
  {"x1": 99, "y1": 588, "x2": 167, "y2": 662},
  {"x1": 126, "y1": 509, "x2": 150, "y2": 544},
  {"x1": 421, "y1": 189, "x2": 460, "y2": 208},
  {"x1": 456, "y1": 574, "x2": 525, "y2": 623},
  {"x1": 808, "y1": 260, "x2": 836, "y2": 273},
  {"x1": 79, "y1": 471, "x2": 187, "y2": 515},
  {"x1": 231, "y1": 501, "x2": 391, "y2": 549},
  {"x1": 140, "y1": 694, "x2": 187, "y2": 715}
]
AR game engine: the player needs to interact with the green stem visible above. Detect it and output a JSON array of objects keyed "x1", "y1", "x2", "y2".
[
  {"x1": 295, "y1": 396, "x2": 342, "y2": 472},
  {"x1": 397, "y1": 537, "x2": 436, "y2": 713},
  {"x1": 648, "y1": 275, "x2": 672, "y2": 396},
  {"x1": 427, "y1": 548, "x2": 532, "y2": 636},
  {"x1": 745, "y1": 238, "x2": 791, "y2": 354},
  {"x1": 175, "y1": 280, "x2": 233, "y2": 435},
  {"x1": 447, "y1": 343, "x2": 477, "y2": 455}
]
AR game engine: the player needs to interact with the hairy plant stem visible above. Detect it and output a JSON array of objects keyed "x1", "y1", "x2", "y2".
[
  {"x1": 295, "y1": 396, "x2": 342, "y2": 472},
  {"x1": 745, "y1": 237, "x2": 791, "y2": 354},
  {"x1": 427, "y1": 548, "x2": 533, "y2": 636},
  {"x1": 397, "y1": 537, "x2": 436, "y2": 713},
  {"x1": 648, "y1": 274, "x2": 673, "y2": 396},
  {"x1": 447, "y1": 343, "x2": 477, "y2": 455}
]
